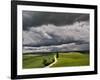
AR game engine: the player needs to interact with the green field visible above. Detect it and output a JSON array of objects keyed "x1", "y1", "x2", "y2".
[
  {"x1": 22, "y1": 52, "x2": 89, "y2": 69},
  {"x1": 23, "y1": 53, "x2": 55, "y2": 69},
  {"x1": 51, "y1": 52, "x2": 89, "y2": 67}
]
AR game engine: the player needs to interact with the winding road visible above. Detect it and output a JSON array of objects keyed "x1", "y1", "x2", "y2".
[{"x1": 45, "y1": 55, "x2": 57, "y2": 68}]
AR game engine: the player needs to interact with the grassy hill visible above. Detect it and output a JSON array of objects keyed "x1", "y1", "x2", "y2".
[
  {"x1": 23, "y1": 53, "x2": 55, "y2": 69},
  {"x1": 51, "y1": 52, "x2": 89, "y2": 67},
  {"x1": 22, "y1": 52, "x2": 89, "y2": 69}
]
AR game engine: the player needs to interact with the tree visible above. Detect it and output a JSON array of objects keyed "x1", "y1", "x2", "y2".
[{"x1": 56, "y1": 52, "x2": 59, "y2": 58}]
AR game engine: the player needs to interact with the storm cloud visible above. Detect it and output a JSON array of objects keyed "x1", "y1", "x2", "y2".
[
  {"x1": 22, "y1": 11, "x2": 90, "y2": 52},
  {"x1": 23, "y1": 11, "x2": 89, "y2": 30}
]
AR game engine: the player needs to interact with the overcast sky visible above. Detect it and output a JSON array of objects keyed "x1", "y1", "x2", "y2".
[
  {"x1": 22, "y1": 11, "x2": 89, "y2": 30},
  {"x1": 22, "y1": 11, "x2": 90, "y2": 52}
]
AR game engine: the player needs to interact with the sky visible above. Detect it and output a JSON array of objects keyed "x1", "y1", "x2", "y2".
[{"x1": 22, "y1": 11, "x2": 90, "y2": 53}]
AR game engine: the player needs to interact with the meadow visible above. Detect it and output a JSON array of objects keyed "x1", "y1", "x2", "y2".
[
  {"x1": 23, "y1": 53, "x2": 55, "y2": 69},
  {"x1": 22, "y1": 52, "x2": 89, "y2": 69},
  {"x1": 51, "y1": 52, "x2": 89, "y2": 67}
]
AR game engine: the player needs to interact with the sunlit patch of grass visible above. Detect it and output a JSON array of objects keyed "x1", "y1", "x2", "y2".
[
  {"x1": 52, "y1": 52, "x2": 89, "y2": 67},
  {"x1": 23, "y1": 53, "x2": 55, "y2": 69}
]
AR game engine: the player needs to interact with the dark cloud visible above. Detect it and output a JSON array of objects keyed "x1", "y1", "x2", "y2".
[
  {"x1": 23, "y1": 21, "x2": 89, "y2": 48},
  {"x1": 22, "y1": 11, "x2": 90, "y2": 52},
  {"x1": 23, "y1": 43, "x2": 89, "y2": 53},
  {"x1": 75, "y1": 15, "x2": 89, "y2": 22},
  {"x1": 22, "y1": 11, "x2": 89, "y2": 30}
]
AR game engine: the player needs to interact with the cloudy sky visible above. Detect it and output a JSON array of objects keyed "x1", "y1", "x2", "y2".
[{"x1": 22, "y1": 11, "x2": 90, "y2": 53}]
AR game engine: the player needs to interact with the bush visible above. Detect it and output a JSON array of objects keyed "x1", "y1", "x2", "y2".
[{"x1": 43, "y1": 58, "x2": 55, "y2": 66}]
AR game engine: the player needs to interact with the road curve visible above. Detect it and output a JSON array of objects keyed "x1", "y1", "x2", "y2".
[{"x1": 45, "y1": 55, "x2": 57, "y2": 68}]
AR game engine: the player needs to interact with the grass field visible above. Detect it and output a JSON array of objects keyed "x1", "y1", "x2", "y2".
[
  {"x1": 23, "y1": 53, "x2": 55, "y2": 69},
  {"x1": 22, "y1": 52, "x2": 89, "y2": 69},
  {"x1": 52, "y1": 52, "x2": 89, "y2": 67}
]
